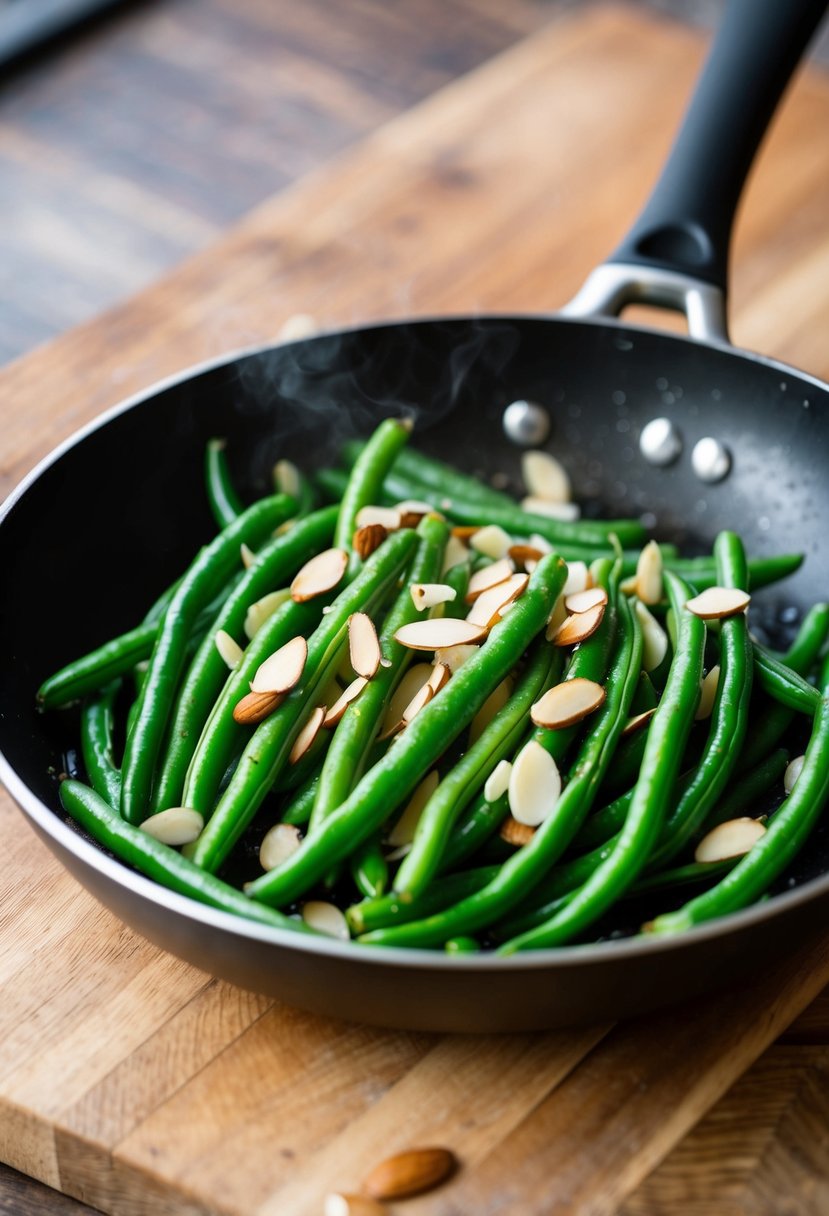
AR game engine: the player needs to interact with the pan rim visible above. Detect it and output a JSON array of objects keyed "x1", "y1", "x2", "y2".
[{"x1": 1, "y1": 311, "x2": 827, "y2": 974}]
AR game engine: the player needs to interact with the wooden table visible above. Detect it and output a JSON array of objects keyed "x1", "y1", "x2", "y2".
[{"x1": 1, "y1": 4, "x2": 828, "y2": 1213}]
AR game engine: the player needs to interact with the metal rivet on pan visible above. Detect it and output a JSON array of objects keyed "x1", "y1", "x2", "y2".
[
  {"x1": 639, "y1": 417, "x2": 683, "y2": 466},
  {"x1": 692, "y1": 437, "x2": 732, "y2": 483},
  {"x1": 503, "y1": 400, "x2": 551, "y2": 446}
]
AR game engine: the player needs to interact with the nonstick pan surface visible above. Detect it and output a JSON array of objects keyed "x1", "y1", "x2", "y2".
[{"x1": 1, "y1": 0, "x2": 828, "y2": 1031}]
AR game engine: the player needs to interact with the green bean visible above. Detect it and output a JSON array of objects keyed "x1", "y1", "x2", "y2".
[
  {"x1": 752, "y1": 643, "x2": 821, "y2": 715},
  {"x1": 431, "y1": 497, "x2": 645, "y2": 550},
  {"x1": 499, "y1": 571, "x2": 704, "y2": 952},
  {"x1": 343, "y1": 440, "x2": 517, "y2": 514},
  {"x1": 701, "y1": 748, "x2": 788, "y2": 832},
  {"x1": 205, "y1": 439, "x2": 244, "y2": 528},
  {"x1": 120, "y1": 494, "x2": 296, "y2": 824},
  {"x1": 245, "y1": 553, "x2": 567, "y2": 908},
  {"x1": 394, "y1": 639, "x2": 559, "y2": 898},
  {"x1": 648, "y1": 654, "x2": 829, "y2": 934},
  {"x1": 348, "y1": 865, "x2": 498, "y2": 936},
  {"x1": 60, "y1": 779, "x2": 309, "y2": 933},
  {"x1": 355, "y1": 587, "x2": 641, "y2": 948},
  {"x1": 349, "y1": 838, "x2": 389, "y2": 899},
  {"x1": 438, "y1": 789, "x2": 509, "y2": 873},
  {"x1": 38, "y1": 623, "x2": 157, "y2": 710},
  {"x1": 80, "y1": 681, "x2": 122, "y2": 806},
  {"x1": 313, "y1": 467, "x2": 349, "y2": 503},
  {"x1": 189, "y1": 530, "x2": 419, "y2": 873},
  {"x1": 152, "y1": 506, "x2": 338, "y2": 813},
  {"x1": 444, "y1": 936, "x2": 480, "y2": 954},
  {"x1": 667, "y1": 553, "x2": 803, "y2": 591},
  {"x1": 279, "y1": 771, "x2": 320, "y2": 827},
  {"x1": 335, "y1": 419, "x2": 412, "y2": 553},
  {"x1": 142, "y1": 577, "x2": 184, "y2": 627}
]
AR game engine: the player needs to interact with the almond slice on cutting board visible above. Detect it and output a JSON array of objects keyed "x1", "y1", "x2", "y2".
[
  {"x1": 531, "y1": 678, "x2": 606, "y2": 729},
  {"x1": 250, "y1": 635, "x2": 308, "y2": 694},
  {"x1": 395, "y1": 618, "x2": 486, "y2": 650},
  {"x1": 291, "y1": 548, "x2": 349, "y2": 602},
  {"x1": 349, "y1": 612, "x2": 381, "y2": 679}
]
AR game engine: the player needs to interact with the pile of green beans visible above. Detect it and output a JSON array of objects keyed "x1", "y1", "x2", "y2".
[{"x1": 39, "y1": 420, "x2": 829, "y2": 953}]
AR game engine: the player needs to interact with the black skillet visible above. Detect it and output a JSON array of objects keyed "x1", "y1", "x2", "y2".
[{"x1": 0, "y1": 0, "x2": 827, "y2": 1032}]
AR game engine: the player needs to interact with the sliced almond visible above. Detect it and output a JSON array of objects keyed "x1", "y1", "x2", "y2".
[
  {"x1": 441, "y1": 533, "x2": 470, "y2": 574},
  {"x1": 244, "y1": 589, "x2": 291, "y2": 640},
  {"x1": 451, "y1": 525, "x2": 481, "y2": 541},
  {"x1": 465, "y1": 558, "x2": 514, "y2": 603},
  {"x1": 636, "y1": 540, "x2": 664, "y2": 605},
  {"x1": 553, "y1": 601, "x2": 606, "y2": 647},
  {"x1": 499, "y1": 816, "x2": 536, "y2": 847},
  {"x1": 621, "y1": 708, "x2": 657, "y2": 738},
  {"x1": 323, "y1": 676, "x2": 369, "y2": 727},
  {"x1": 563, "y1": 560, "x2": 591, "y2": 597},
  {"x1": 363, "y1": 1146, "x2": 457, "y2": 1201},
  {"x1": 686, "y1": 586, "x2": 751, "y2": 620},
  {"x1": 214, "y1": 629, "x2": 244, "y2": 671},
  {"x1": 564, "y1": 586, "x2": 608, "y2": 615},
  {"x1": 521, "y1": 496, "x2": 580, "y2": 521},
  {"x1": 250, "y1": 634, "x2": 307, "y2": 694},
  {"x1": 395, "y1": 618, "x2": 487, "y2": 650},
  {"x1": 695, "y1": 664, "x2": 721, "y2": 721},
  {"x1": 410, "y1": 583, "x2": 458, "y2": 611},
  {"x1": 470, "y1": 678, "x2": 513, "y2": 744},
  {"x1": 470, "y1": 524, "x2": 512, "y2": 560},
  {"x1": 402, "y1": 681, "x2": 434, "y2": 724},
  {"x1": 273, "y1": 458, "x2": 303, "y2": 500},
  {"x1": 545, "y1": 593, "x2": 569, "y2": 641},
  {"x1": 259, "y1": 822, "x2": 302, "y2": 871},
  {"x1": 233, "y1": 689, "x2": 283, "y2": 725},
  {"x1": 508, "y1": 543, "x2": 545, "y2": 571},
  {"x1": 140, "y1": 807, "x2": 203, "y2": 846},
  {"x1": 694, "y1": 817, "x2": 766, "y2": 863},
  {"x1": 302, "y1": 900, "x2": 350, "y2": 940},
  {"x1": 355, "y1": 505, "x2": 402, "y2": 531},
  {"x1": 324, "y1": 1194, "x2": 387, "y2": 1216},
  {"x1": 620, "y1": 574, "x2": 639, "y2": 595},
  {"x1": 434, "y1": 643, "x2": 479, "y2": 674},
  {"x1": 353, "y1": 522, "x2": 388, "y2": 561},
  {"x1": 349, "y1": 612, "x2": 381, "y2": 679},
  {"x1": 288, "y1": 705, "x2": 325, "y2": 764},
  {"x1": 484, "y1": 759, "x2": 512, "y2": 803},
  {"x1": 240, "y1": 542, "x2": 259, "y2": 570},
  {"x1": 531, "y1": 678, "x2": 606, "y2": 730},
  {"x1": 290, "y1": 548, "x2": 348, "y2": 602},
  {"x1": 388, "y1": 771, "x2": 440, "y2": 847},
  {"x1": 784, "y1": 754, "x2": 806, "y2": 794},
  {"x1": 395, "y1": 499, "x2": 437, "y2": 528},
  {"x1": 381, "y1": 663, "x2": 432, "y2": 734},
  {"x1": 529, "y1": 533, "x2": 554, "y2": 554},
  {"x1": 508, "y1": 741, "x2": 562, "y2": 826},
  {"x1": 466, "y1": 573, "x2": 529, "y2": 629},
  {"x1": 522, "y1": 449, "x2": 572, "y2": 503},
  {"x1": 428, "y1": 663, "x2": 450, "y2": 694},
  {"x1": 635, "y1": 601, "x2": 669, "y2": 672}
]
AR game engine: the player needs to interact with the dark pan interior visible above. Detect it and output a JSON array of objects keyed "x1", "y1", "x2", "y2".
[{"x1": 1, "y1": 315, "x2": 828, "y2": 957}]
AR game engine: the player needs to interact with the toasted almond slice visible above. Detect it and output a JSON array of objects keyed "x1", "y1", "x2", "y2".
[
  {"x1": 355, "y1": 504, "x2": 402, "y2": 531},
  {"x1": 240, "y1": 542, "x2": 259, "y2": 570},
  {"x1": 621, "y1": 708, "x2": 657, "y2": 738},
  {"x1": 233, "y1": 689, "x2": 283, "y2": 725},
  {"x1": 694, "y1": 817, "x2": 766, "y2": 863},
  {"x1": 620, "y1": 574, "x2": 639, "y2": 595},
  {"x1": 273, "y1": 458, "x2": 302, "y2": 500},
  {"x1": 636, "y1": 540, "x2": 664, "y2": 605},
  {"x1": 565, "y1": 586, "x2": 608, "y2": 614},
  {"x1": 635, "y1": 601, "x2": 669, "y2": 671},
  {"x1": 695, "y1": 664, "x2": 721, "y2": 721},
  {"x1": 302, "y1": 900, "x2": 350, "y2": 940},
  {"x1": 545, "y1": 593, "x2": 569, "y2": 641},
  {"x1": 244, "y1": 589, "x2": 291, "y2": 640},
  {"x1": 553, "y1": 601, "x2": 605, "y2": 647},
  {"x1": 686, "y1": 586, "x2": 751, "y2": 619},
  {"x1": 521, "y1": 496, "x2": 580, "y2": 521},
  {"x1": 363, "y1": 1146, "x2": 457, "y2": 1202},
  {"x1": 402, "y1": 681, "x2": 434, "y2": 724},
  {"x1": 259, "y1": 822, "x2": 302, "y2": 871},
  {"x1": 529, "y1": 533, "x2": 554, "y2": 554},
  {"x1": 214, "y1": 629, "x2": 244, "y2": 670},
  {"x1": 441, "y1": 533, "x2": 470, "y2": 574},
  {"x1": 434, "y1": 643, "x2": 479, "y2": 674},
  {"x1": 388, "y1": 771, "x2": 440, "y2": 847},
  {"x1": 291, "y1": 548, "x2": 348, "y2": 602},
  {"x1": 349, "y1": 612, "x2": 381, "y2": 679},
  {"x1": 410, "y1": 583, "x2": 458, "y2": 611},
  {"x1": 288, "y1": 705, "x2": 325, "y2": 764},
  {"x1": 323, "y1": 676, "x2": 369, "y2": 727},
  {"x1": 428, "y1": 663, "x2": 450, "y2": 694},
  {"x1": 484, "y1": 759, "x2": 512, "y2": 803},
  {"x1": 470, "y1": 678, "x2": 513, "y2": 744},
  {"x1": 250, "y1": 635, "x2": 307, "y2": 694},
  {"x1": 562, "y1": 560, "x2": 591, "y2": 597},
  {"x1": 381, "y1": 663, "x2": 432, "y2": 735},
  {"x1": 499, "y1": 816, "x2": 536, "y2": 847},
  {"x1": 395, "y1": 618, "x2": 486, "y2": 650},
  {"x1": 784, "y1": 754, "x2": 806, "y2": 794},
  {"x1": 531, "y1": 678, "x2": 606, "y2": 729},
  {"x1": 509, "y1": 741, "x2": 562, "y2": 826},
  {"x1": 140, "y1": 807, "x2": 203, "y2": 846},
  {"x1": 508, "y1": 543, "x2": 545, "y2": 571},
  {"x1": 353, "y1": 522, "x2": 388, "y2": 560},
  {"x1": 466, "y1": 573, "x2": 530, "y2": 629},
  {"x1": 470, "y1": 524, "x2": 512, "y2": 560},
  {"x1": 522, "y1": 449, "x2": 572, "y2": 503},
  {"x1": 324, "y1": 1193, "x2": 387, "y2": 1216},
  {"x1": 465, "y1": 558, "x2": 514, "y2": 603},
  {"x1": 451, "y1": 525, "x2": 481, "y2": 541},
  {"x1": 395, "y1": 499, "x2": 437, "y2": 528}
]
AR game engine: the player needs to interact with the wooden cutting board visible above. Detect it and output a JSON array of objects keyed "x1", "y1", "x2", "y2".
[{"x1": 2, "y1": 7, "x2": 829, "y2": 1214}]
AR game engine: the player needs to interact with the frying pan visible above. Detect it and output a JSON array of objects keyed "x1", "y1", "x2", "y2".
[{"x1": 1, "y1": 0, "x2": 827, "y2": 1033}]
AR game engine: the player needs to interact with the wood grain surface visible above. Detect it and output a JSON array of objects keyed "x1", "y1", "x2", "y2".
[{"x1": 1, "y1": 5, "x2": 828, "y2": 1214}]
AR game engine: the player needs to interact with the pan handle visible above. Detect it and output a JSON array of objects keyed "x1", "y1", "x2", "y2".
[{"x1": 562, "y1": 0, "x2": 827, "y2": 343}]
